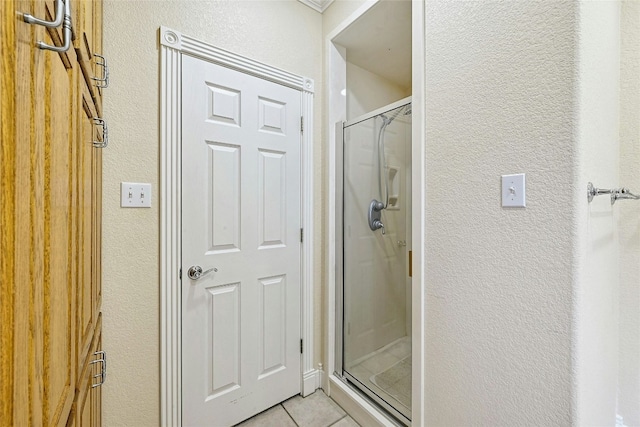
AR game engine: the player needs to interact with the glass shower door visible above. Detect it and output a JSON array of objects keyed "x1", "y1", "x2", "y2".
[{"x1": 341, "y1": 101, "x2": 412, "y2": 423}]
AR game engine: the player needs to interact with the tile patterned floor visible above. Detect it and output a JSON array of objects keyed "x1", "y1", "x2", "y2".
[
  {"x1": 234, "y1": 338, "x2": 411, "y2": 426},
  {"x1": 235, "y1": 390, "x2": 359, "y2": 427}
]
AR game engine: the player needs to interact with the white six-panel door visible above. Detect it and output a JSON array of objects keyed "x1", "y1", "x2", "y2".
[{"x1": 181, "y1": 55, "x2": 302, "y2": 426}]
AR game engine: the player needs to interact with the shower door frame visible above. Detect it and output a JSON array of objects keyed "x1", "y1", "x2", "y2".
[
  {"x1": 336, "y1": 97, "x2": 413, "y2": 425},
  {"x1": 335, "y1": 96, "x2": 414, "y2": 378}
]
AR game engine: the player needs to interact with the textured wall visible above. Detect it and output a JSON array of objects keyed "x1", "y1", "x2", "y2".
[
  {"x1": 574, "y1": 2, "x2": 620, "y2": 425},
  {"x1": 102, "y1": 1, "x2": 322, "y2": 424},
  {"x1": 619, "y1": 2, "x2": 640, "y2": 425},
  {"x1": 424, "y1": 1, "x2": 577, "y2": 424},
  {"x1": 322, "y1": 0, "x2": 371, "y2": 40},
  {"x1": 346, "y1": 62, "x2": 410, "y2": 121}
]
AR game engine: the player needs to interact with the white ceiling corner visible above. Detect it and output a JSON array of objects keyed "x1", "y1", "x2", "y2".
[{"x1": 297, "y1": 0, "x2": 335, "y2": 13}]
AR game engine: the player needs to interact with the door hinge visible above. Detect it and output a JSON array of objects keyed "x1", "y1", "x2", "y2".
[
  {"x1": 300, "y1": 339, "x2": 303, "y2": 354},
  {"x1": 179, "y1": 268, "x2": 182, "y2": 279},
  {"x1": 300, "y1": 116, "x2": 304, "y2": 134},
  {"x1": 300, "y1": 228, "x2": 303, "y2": 243}
]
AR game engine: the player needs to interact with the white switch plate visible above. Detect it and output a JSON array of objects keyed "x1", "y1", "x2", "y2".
[
  {"x1": 502, "y1": 173, "x2": 526, "y2": 207},
  {"x1": 121, "y1": 182, "x2": 152, "y2": 208}
]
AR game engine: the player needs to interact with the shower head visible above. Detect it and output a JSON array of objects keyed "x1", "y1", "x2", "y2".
[{"x1": 381, "y1": 103, "x2": 411, "y2": 126}]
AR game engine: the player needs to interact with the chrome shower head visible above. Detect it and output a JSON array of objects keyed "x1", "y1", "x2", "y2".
[{"x1": 381, "y1": 104, "x2": 411, "y2": 126}]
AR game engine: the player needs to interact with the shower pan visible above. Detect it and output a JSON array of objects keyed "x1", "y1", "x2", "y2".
[{"x1": 336, "y1": 97, "x2": 412, "y2": 424}]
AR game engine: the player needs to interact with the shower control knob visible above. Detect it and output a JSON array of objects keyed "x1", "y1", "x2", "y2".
[
  {"x1": 368, "y1": 199, "x2": 386, "y2": 234},
  {"x1": 372, "y1": 219, "x2": 385, "y2": 235}
]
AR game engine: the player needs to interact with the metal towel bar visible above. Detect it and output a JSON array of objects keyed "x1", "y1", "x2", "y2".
[{"x1": 587, "y1": 182, "x2": 640, "y2": 205}]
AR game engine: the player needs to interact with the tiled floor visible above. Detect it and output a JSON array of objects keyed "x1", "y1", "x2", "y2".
[
  {"x1": 234, "y1": 338, "x2": 411, "y2": 426},
  {"x1": 235, "y1": 390, "x2": 360, "y2": 427}
]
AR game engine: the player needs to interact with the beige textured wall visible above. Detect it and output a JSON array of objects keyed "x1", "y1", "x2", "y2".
[
  {"x1": 619, "y1": 1, "x2": 640, "y2": 424},
  {"x1": 346, "y1": 61, "x2": 409, "y2": 120},
  {"x1": 424, "y1": 1, "x2": 577, "y2": 423},
  {"x1": 322, "y1": 0, "x2": 370, "y2": 39},
  {"x1": 101, "y1": 1, "x2": 322, "y2": 424}
]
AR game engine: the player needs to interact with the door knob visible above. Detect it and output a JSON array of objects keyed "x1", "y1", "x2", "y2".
[{"x1": 187, "y1": 265, "x2": 217, "y2": 280}]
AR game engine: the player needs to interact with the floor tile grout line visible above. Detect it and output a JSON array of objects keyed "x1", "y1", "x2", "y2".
[
  {"x1": 280, "y1": 403, "x2": 300, "y2": 427},
  {"x1": 327, "y1": 414, "x2": 348, "y2": 426}
]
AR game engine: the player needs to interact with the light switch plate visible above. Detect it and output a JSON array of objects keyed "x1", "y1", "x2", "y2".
[
  {"x1": 121, "y1": 182, "x2": 152, "y2": 208},
  {"x1": 502, "y1": 173, "x2": 526, "y2": 207}
]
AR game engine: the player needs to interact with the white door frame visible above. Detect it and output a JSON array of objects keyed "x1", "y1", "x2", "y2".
[
  {"x1": 159, "y1": 26, "x2": 316, "y2": 426},
  {"x1": 325, "y1": 1, "x2": 426, "y2": 426}
]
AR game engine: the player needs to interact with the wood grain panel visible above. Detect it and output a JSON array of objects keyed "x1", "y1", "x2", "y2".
[
  {"x1": 93, "y1": 128, "x2": 102, "y2": 318},
  {"x1": 43, "y1": 27, "x2": 75, "y2": 427},
  {"x1": 92, "y1": 0, "x2": 103, "y2": 106},
  {"x1": 78, "y1": 75, "x2": 97, "y2": 373},
  {"x1": 91, "y1": 317, "x2": 103, "y2": 427},
  {"x1": 0, "y1": 0, "x2": 17, "y2": 424},
  {"x1": 73, "y1": 315, "x2": 102, "y2": 427},
  {"x1": 29, "y1": 1, "x2": 48, "y2": 424}
]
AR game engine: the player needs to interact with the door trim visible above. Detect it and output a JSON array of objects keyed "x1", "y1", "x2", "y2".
[{"x1": 159, "y1": 26, "x2": 316, "y2": 426}]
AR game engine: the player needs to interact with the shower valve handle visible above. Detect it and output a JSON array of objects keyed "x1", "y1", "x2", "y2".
[
  {"x1": 368, "y1": 199, "x2": 386, "y2": 235},
  {"x1": 372, "y1": 219, "x2": 385, "y2": 235}
]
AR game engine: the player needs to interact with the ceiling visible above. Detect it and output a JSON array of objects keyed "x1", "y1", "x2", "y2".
[{"x1": 333, "y1": 1, "x2": 412, "y2": 89}]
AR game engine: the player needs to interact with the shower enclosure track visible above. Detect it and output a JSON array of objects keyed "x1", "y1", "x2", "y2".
[{"x1": 343, "y1": 96, "x2": 412, "y2": 128}]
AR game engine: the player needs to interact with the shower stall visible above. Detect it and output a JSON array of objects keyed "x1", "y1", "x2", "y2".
[{"x1": 336, "y1": 97, "x2": 412, "y2": 424}]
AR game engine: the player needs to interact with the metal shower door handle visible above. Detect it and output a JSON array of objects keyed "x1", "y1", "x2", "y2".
[{"x1": 187, "y1": 265, "x2": 217, "y2": 280}]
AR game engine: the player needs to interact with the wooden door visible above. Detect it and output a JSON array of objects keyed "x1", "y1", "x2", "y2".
[
  {"x1": 181, "y1": 56, "x2": 302, "y2": 426},
  {"x1": 1, "y1": 0, "x2": 103, "y2": 424},
  {"x1": 3, "y1": 1, "x2": 78, "y2": 424}
]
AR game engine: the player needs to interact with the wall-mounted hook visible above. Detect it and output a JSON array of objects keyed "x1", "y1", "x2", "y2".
[
  {"x1": 92, "y1": 54, "x2": 110, "y2": 88},
  {"x1": 32, "y1": 0, "x2": 73, "y2": 53},
  {"x1": 23, "y1": 0, "x2": 64, "y2": 28},
  {"x1": 92, "y1": 117, "x2": 108, "y2": 148}
]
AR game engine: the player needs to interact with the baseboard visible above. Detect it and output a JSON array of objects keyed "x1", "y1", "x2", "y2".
[{"x1": 302, "y1": 368, "x2": 324, "y2": 397}]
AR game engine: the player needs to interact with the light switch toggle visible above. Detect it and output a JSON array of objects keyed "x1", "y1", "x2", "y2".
[
  {"x1": 121, "y1": 182, "x2": 152, "y2": 208},
  {"x1": 502, "y1": 174, "x2": 526, "y2": 207}
]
